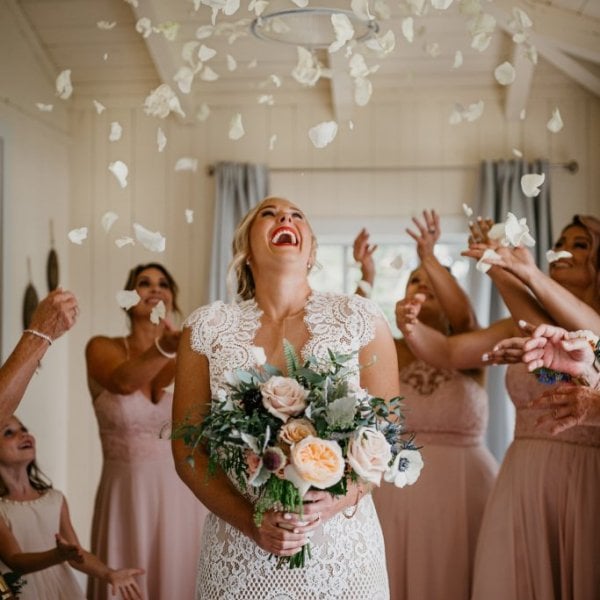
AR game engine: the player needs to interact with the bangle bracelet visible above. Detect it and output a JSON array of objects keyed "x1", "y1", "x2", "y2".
[
  {"x1": 24, "y1": 329, "x2": 52, "y2": 345},
  {"x1": 154, "y1": 337, "x2": 176, "y2": 359}
]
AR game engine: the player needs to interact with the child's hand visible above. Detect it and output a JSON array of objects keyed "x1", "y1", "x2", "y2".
[
  {"x1": 107, "y1": 568, "x2": 144, "y2": 600},
  {"x1": 55, "y1": 533, "x2": 84, "y2": 563}
]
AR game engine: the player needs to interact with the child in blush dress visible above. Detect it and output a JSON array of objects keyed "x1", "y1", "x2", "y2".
[{"x1": 0, "y1": 416, "x2": 143, "y2": 600}]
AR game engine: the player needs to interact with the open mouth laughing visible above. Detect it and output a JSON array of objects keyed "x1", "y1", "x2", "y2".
[{"x1": 271, "y1": 227, "x2": 299, "y2": 246}]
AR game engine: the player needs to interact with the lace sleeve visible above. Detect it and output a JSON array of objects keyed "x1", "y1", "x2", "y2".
[{"x1": 184, "y1": 301, "x2": 228, "y2": 357}]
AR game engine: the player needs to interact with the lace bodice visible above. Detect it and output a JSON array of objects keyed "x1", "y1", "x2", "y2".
[
  {"x1": 506, "y1": 363, "x2": 600, "y2": 447},
  {"x1": 185, "y1": 291, "x2": 390, "y2": 600},
  {"x1": 399, "y1": 359, "x2": 488, "y2": 445},
  {"x1": 185, "y1": 290, "x2": 382, "y2": 396}
]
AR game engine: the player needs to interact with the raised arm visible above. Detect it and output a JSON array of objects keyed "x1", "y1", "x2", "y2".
[
  {"x1": 352, "y1": 228, "x2": 377, "y2": 298},
  {"x1": 407, "y1": 210, "x2": 477, "y2": 334},
  {"x1": 0, "y1": 289, "x2": 78, "y2": 422}
]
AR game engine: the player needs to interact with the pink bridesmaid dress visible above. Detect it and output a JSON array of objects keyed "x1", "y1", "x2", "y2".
[
  {"x1": 471, "y1": 363, "x2": 600, "y2": 600},
  {"x1": 87, "y1": 381, "x2": 208, "y2": 600},
  {"x1": 373, "y1": 360, "x2": 498, "y2": 600}
]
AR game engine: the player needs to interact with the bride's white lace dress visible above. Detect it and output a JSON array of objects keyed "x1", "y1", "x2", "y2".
[{"x1": 185, "y1": 290, "x2": 390, "y2": 600}]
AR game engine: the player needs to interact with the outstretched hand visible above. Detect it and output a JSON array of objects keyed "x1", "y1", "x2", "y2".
[
  {"x1": 395, "y1": 293, "x2": 426, "y2": 336},
  {"x1": 406, "y1": 210, "x2": 440, "y2": 260},
  {"x1": 107, "y1": 567, "x2": 145, "y2": 600},
  {"x1": 353, "y1": 228, "x2": 377, "y2": 283}
]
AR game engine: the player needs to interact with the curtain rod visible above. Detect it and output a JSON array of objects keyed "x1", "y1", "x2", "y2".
[{"x1": 206, "y1": 160, "x2": 578, "y2": 176}]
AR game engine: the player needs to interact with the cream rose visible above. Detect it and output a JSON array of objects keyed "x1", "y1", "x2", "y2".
[
  {"x1": 279, "y1": 418, "x2": 317, "y2": 445},
  {"x1": 288, "y1": 436, "x2": 345, "y2": 491},
  {"x1": 347, "y1": 427, "x2": 392, "y2": 486},
  {"x1": 261, "y1": 376, "x2": 308, "y2": 422}
]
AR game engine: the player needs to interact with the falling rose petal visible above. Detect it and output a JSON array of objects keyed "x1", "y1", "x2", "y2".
[
  {"x1": 68, "y1": 227, "x2": 88, "y2": 245},
  {"x1": 308, "y1": 121, "x2": 338, "y2": 149},
  {"x1": 401, "y1": 17, "x2": 414, "y2": 43},
  {"x1": 135, "y1": 17, "x2": 153, "y2": 38},
  {"x1": 268, "y1": 134, "x2": 277, "y2": 150},
  {"x1": 229, "y1": 113, "x2": 245, "y2": 140},
  {"x1": 291, "y1": 0, "x2": 308, "y2": 7},
  {"x1": 56, "y1": 69, "x2": 73, "y2": 100},
  {"x1": 390, "y1": 254, "x2": 404, "y2": 270},
  {"x1": 462, "y1": 203, "x2": 473, "y2": 218},
  {"x1": 521, "y1": 173, "x2": 545, "y2": 198},
  {"x1": 270, "y1": 74, "x2": 282, "y2": 87},
  {"x1": 512, "y1": 148, "x2": 523, "y2": 158},
  {"x1": 351, "y1": 0, "x2": 373, "y2": 21},
  {"x1": 198, "y1": 44, "x2": 217, "y2": 61},
  {"x1": 115, "y1": 236, "x2": 134, "y2": 248},
  {"x1": 200, "y1": 66, "x2": 219, "y2": 81},
  {"x1": 143, "y1": 84, "x2": 185, "y2": 119},
  {"x1": 227, "y1": 54, "x2": 237, "y2": 71},
  {"x1": 133, "y1": 223, "x2": 166, "y2": 253},
  {"x1": 196, "y1": 103, "x2": 211, "y2": 121},
  {"x1": 185, "y1": 209, "x2": 194, "y2": 224},
  {"x1": 476, "y1": 248, "x2": 502, "y2": 273},
  {"x1": 329, "y1": 13, "x2": 355, "y2": 53},
  {"x1": 196, "y1": 24, "x2": 214, "y2": 39},
  {"x1": 156, "y1": 21, "x2": 180, "y2": 42},
  {"x1": 175, "y1": 157, "x2": 198, "y2": 172},
  {"x1": 150, "y1": 300, "x2": 166, "y2": 325},
  {"x1": 36, "y1": 103, "x2": 53, "y2": 112},
  {"x1": 406, "y1": 0, "x2": 427, "y2": 15},
  {"x1": 365, "y1": 30, "x2": 395, "y2": 56},
  {"x1": 520, "y1": 108, "x2": 526, "y2": 120},
  {"x1": 249, "y1": 0, "x2": 268, "y2": 15},
  {"x1": 93, "y1": 99, "x2": 106, "y2": 114},
  {"x1": 349, "y1": 53, "x2": 371, "y2": 78},
  {"x1": 464, "y1": 100, "x2": 484, "y2": 122},
  {"x1": 494, "y1": 61, "x2": 516, "y2": 85},
  {"x1": 116, "y1": 289, "x2": 141, "y2": 310},
  {"x1": 354, "y1": 77, "x2": 373, "y2": 106},
  {"x1": 103, "y1": 53, "x2": 109, "y2": 61},
  {"x1": 109, "y1": 121, "x2": 122, "y2": 142},
  {"x1": 546, "y1": 249, "x2": 572, "y2": 263},
  {"x1": 223, "y1": 0, "x2": 240, "y2": 15},
  {"x1": 181, "y1": 41, "x2": 200, "y2": 64},
  {"x1": 547, "y1": 107, "x2": 563, "y2": 133},
  {"x1": 512, "y1": 7, "x2": 533, "y2": 30},
  {"x1": 452, "y1": 50, "x2": 463, "y2": 69},
  {"x1": 431, "y1": 0, "x2": 453, "y2": 8},
  {"x1": 292, "y1": 46, "x2": 322, "y2": 87},
  {"x1": 258, "y1": 94, "x2": 274, "y2": 105},
  {"x1": 108, "y1": 161, "x2": 128, "y2": 188},
  {"x1": 471, "y1": 32, "x2": 492, "y2": 52},
  {"x1": 526, "y1": 44, "x2": 538, "y2": 65},
  {"x1": 97, "y1": 21, "x2": 116, "y2": 29},
  {"x1": 174, "y1": 66, "x2": 195, "y2": 94},
  {"x1": 503, "y1": 212, "x2": 535, "y2": 247},
  {"x1": 157, "y1": 127, "x2": 167, "y2": 152},
  {"x1": 101, "y1": 211, "x2": 119, "y2": 233}
]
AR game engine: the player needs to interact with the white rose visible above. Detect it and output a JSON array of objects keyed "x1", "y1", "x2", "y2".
[
  {"x1": 261, "y1": 376, "x2": 308, "y2": 422},
  {"x1": 347, "y1": 427, "x2": 392, "y2": 486}
]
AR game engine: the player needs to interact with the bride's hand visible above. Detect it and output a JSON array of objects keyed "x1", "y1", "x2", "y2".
[{"x1": 251, "y1": 509, "x2": 317, "y2": 557}]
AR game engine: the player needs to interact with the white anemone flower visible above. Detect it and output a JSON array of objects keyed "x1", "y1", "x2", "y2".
[
  {"x1": 384, "y1": 449, "x2": 424, "y2": 488},
  {"x1": 116, "y1": 290, "x2": 141, "y2": 310}
]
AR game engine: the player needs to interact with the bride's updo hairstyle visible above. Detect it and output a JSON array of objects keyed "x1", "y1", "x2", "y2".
[
  {"x1": 229, "y1": 197, "x2": 318, "y2": 301},
  {"x1": 123, "y1": 262, "x2": 181, "y2": 316}
]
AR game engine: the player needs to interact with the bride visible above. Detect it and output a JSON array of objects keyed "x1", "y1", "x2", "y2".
[{"x1": 172, "y1": 197, "x2": 400, "y2": 599}]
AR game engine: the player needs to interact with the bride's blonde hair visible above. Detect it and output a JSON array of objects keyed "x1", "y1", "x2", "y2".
[{"x1": 227, "y1": 197, "x2": 317, "y2": 301}]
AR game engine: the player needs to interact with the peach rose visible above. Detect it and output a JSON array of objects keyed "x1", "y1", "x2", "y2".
[
  {"x1": 288, "y1": 436, "x2": 345, "y2": 491},
  {"x1": 347, "y1": 427, "x2": 392, "y2": 486},
  {"x1": 279, "y1": 418, "x2": 317, "y2": 445},
  {"x1": 261, "y1": 376, "x2": 308, "y2": 422}
]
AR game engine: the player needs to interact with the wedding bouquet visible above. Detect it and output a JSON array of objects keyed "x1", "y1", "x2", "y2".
[{"x1": 174, "y1": 341, "x2": 423, "y2": 568}]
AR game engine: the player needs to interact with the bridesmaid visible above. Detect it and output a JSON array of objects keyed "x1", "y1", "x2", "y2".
[
  {"x1": 85, "y1": 263, "x2": 208, "y2": 600},
  {"x1": 357, "y1": 211, "x2": 498, "y2": 600},
  {"x1": 397, "y1": 215, "x2": 600, "y2": 600}
]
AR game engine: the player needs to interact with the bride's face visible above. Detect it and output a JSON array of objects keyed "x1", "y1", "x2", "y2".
[{"x1": 248, "y1": 198, "x2": 313, "y2": 271}]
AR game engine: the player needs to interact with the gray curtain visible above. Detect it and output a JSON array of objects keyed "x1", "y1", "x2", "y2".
[
  {"x1": 208, "y1": 162, "x2": 269, "y2": 303},
  {"x1": 470, "y1": 159, "x2": 553, "y2": 461}
]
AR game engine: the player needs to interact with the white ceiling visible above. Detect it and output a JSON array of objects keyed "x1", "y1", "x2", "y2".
[{"x1": 12, "y1": 0, "x2": 600, "y2": 122}]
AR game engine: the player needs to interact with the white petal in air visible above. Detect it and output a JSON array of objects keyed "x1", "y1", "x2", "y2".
[
  {"x1": 185, "y1": 209, "x2": 194, "y2": 224},
  {"x1": 198, "y1": 44, "x2": 217, "y2": 61},
  {"x1": 97, "y1": 21, "x2": 116, "y2": 29},
  {"x1": 290, "y1": 0, "x2": 308, "y2": 5},
  {"x1": 93, "y1": 99, "x2": 106, "y2": 114},
  {"x1": 512, "y1": 7, "x2": 533, "y2": 30},
  {"x1": 452, "y1": 50, "x2": 463, "y2": 69},
  {"x1": 115, "y1": 236, "x2": 134, "y2": 248},
  {"x1": 116, "y1": 290, "x2": 141, "y2": 310},
  {"x1": 431, "y1": 0, "x2": 453, "y2": 9},
  {"x1": 101, "y1": 211, "x2": 119, "y2": 233},
  {"x1": 462, "y1": 203, "x2": 473, "y2": 218},
  {"x1": 247, "y1": 58, "x2": 258, "y2": 69},
  {"x1": 196, "y1": 103, "x2": 211, "y2": 121},
  {"x1": 476, "y1": 248, "x2": 502, "y2": 273},
  {"x1": 270, "y1": 74, "x2": 282, "y2": 88},
  {"x1": 390, "y1": 255, "x2": 404, "y2": 270},
  {"x1": 103, "y1": 53, "x2": 109, "y2": 61},
  {"x1": 135, "y1": 17, "x2": 153, "y2": 38},
  {"x1": 174, "y1": 66, "x2": 195, "y2": 94},
  {"x1": 200, "y1": 66, "x2": 219, "y2": 81},
  {"x1": 521, "y1": 173, "x2": 545, "y2": 198},
  {"x1": 547, "y1": 107, "x2": 563, "y2": 133},
  {"x1": 108, "y1": 161, "x2": 128, "y2": 188},
  {"x1": 36, "y1": 103, "x2": 53, "y2": 112},
  {"x1": 292, "y1": 46, "x2": 322, "y2": 87},
  {"x1": 546, "y1": 249, "x2": 572, "y2": 263},
  {"x1": 157, "y1": 127, "x2": 167, "y2": 152},
  {"x1": 366, "y1": 30, "x2": 395, "y2": 57},
  {"x1": 308, "y1": 121, "x2": 338, "y2": 149},
  {"x1": 503, "y1": 212, "x2": 535, "y2": 247},
  {"x1": 156, "y1": 21, "x2": 180, "y2": 42},
  {"x1": 250, "y1": 345, "x2": 267, "y2": 366},
  {"x1": 227, "y1": 54, "x2": 237, "y2": 71},
  {"x1": 401, "y1": 17, "x2": 414, "y2": 43},
  {"x1": 351, "y1": 0, "x2": 372, "y2": 21},
  {"x1": 68, "y1": 227, "x2": 88, "y2": 245},
  {"x1": 329, "y1": 14, "x2": 355, "y2": 53},
  {"x1": 56, "y1": 69, "x2": 73, "y2": 100},
  {"x1": 175, "y1": 157, "x2": 198, "y2": 172},
  {"x1": 133, "y1": 223, "x2": 166, "y2": 253},
  {"x1": 229, "y1": 113, "x2": 245, "y2": 140},
  {"x1": 150, "y1": 300, "x2": 166, "y2": 325},
  {"x1": 143, "y1": 84, "x2": 186, "y2": 119},
  {"x1": 512, "y1": 148, "x2": 523, "y2": 158},
  {"x1": 464, "y1": 100, "x2": 484, "y2": 122},
  {"x1": 354, "y1": 77, "x2": 373, "y2": 106},
  {"x1": 269, "y1": 134, "x2": 277, "y2": 150},
  {"x1": 196, "y1": 25, "x2": 214, "y2": 39},
  {"x1": 520, "y1": 108, "x2": 526, "y2": 120},
  {"x1": 258, "y1": 94, "x2": 274, "y2": 106},
  {"x1": 181, "y1": 41, "x2": 200, "y2": 64},
  {"x1": 109, "y1": 121, "x2": 122, "y2": 142},
  {"x1": 494, "y1": 61, "x2": 516, "y2": 86}
]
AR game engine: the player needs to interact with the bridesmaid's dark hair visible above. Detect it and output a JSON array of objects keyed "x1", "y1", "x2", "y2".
[{"x1": 123, "y1": 262, "x2": 181, "y2": 315}]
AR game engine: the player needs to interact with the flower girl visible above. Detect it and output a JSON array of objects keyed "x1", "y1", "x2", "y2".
[{"x1": 0, "y1": 416, "x2": 143, "y2": 599}]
